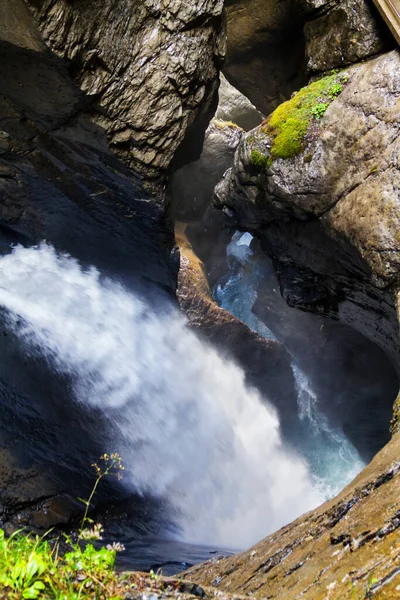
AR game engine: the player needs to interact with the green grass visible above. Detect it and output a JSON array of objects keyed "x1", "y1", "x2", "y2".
[{"x1": 0, "y1": 453, "x2": 128, "y2": 599}]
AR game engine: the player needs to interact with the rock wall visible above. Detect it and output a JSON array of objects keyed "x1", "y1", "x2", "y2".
[
  {"x1": 26, "y1": 0, "x2": 225, "y2": 196},
  {"x1": 223, "y1": 0, "x2": 306, "y2": 115},
  {"x1": 0, "y1": 0, "x2": 180, "y2": 530},
  {"x1": 213, "y1": 50, "x2": 400, "y2": 372},
  {"x1": 222, "y1": 0, "x2": 392, "y2": 115},
  {"x1": 299, "y1": 0, "x2": 393, "y2": 73}
]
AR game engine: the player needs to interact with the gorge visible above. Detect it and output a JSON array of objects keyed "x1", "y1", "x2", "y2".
[{"x1": 0, "y1": 0, "x2": 400, "y2": 598}]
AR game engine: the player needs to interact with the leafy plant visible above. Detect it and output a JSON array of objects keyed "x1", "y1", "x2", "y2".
[
  {"x1": 0, "y1": 453, "x2": 126, "y2": 599},
  {"x1": 312, "y1": 102, "x2": 330, "y2": 119},
  {"x1": 328, "y1": 82, "x2": 343, "y2": 98}
]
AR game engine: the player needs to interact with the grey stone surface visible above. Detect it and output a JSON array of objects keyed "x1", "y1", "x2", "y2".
[
  {"x1": 26, "y1": 0, "x2": 225, "y2": 195},
  {"x1": 298, "y1": 0, "x2": 393, "y2": 73},
  {"x1": 216, "y1": 74, "x2": 263, "y2": 131},
  {"x1": 223, "y1": 0, "x2": 306, "y2": 114},
  {"x1": 213, "y1": 50, "x2": 400, "y2": 367}
]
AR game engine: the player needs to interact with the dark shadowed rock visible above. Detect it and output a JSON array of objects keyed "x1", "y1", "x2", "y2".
[
  {"x1": 172, "y1": 120, "x2": 243, "y2": 221},
  {"x1": 224, "y1": 0, "x2": 306, "y2": 115},
  {"x1": 0, "y1": 0, "x2": 178, "y2": 529}
]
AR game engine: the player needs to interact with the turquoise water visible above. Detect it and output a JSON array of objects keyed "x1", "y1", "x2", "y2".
[{"x1": 214, "y1": 232, "x2": 365, "y2": 500}]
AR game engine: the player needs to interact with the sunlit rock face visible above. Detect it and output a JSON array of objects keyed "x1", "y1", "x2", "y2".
[
  {"x1": 26, "y1": 0, "x2": 225, "y2": 195},
  {"x1": 214, "y1": 51, "x2": 400, "y2": 370},
  {"x1": 216, "y1": 74, "x2": 263, "y2": 130},
  {"x1": 185, "y1": 432, "x2": 400, "y2": 599}
]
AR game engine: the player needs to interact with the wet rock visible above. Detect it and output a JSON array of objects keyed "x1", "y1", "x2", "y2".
[
  {"x1": 222, "y1": 0, "x2": 392, "y2": 117},
  {"x1": 176, "y1": 224, "x2": 300, "y2": 437},
  {"x1": 25, "y1": 0, "x2": 225, "y2": 196},
  {"x1": 213, "y1": 51, "x2": 400, "y2": 371},
  {"x1": 172, "y1": 119, "x2": 243, "y2": 221},
  {"x1": 172, "y1": 116, "x2": 244, "y2": 287},
  {"x1": 0, "y1": 0, "x2": 177, "y2": 525}
]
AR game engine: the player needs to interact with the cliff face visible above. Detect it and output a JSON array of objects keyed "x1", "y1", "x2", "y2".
[
  {"x1": 298, "y1": 0, "x2": 393, "y2": 73},
  {"x1": 213, "y1": 50, "x2": 400, "y2": 370},
  {"x1": 183, "y1": 10, "x2": 400, "y2": 595},
  {"x1": 26, "y1": 0, "x2": 225, "y2": 196},
  {"x1": 222, "y1": 0, "x2": 392, "y2": 115}
]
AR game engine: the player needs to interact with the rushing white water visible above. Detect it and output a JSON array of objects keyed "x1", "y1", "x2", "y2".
[
  {"x1": 0, "y1": 243, "x2": 322, "y2": 548},
  {"x1": 215, "y1": 231, "x2": 365, "y2": 500},
  {"x1": 293, "y1": 366, "x2": 365, "y2": 498}
]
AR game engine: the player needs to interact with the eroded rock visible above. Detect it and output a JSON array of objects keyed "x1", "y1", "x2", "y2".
[
  {"x1": 213, "y1": 50, "x2": 400, "y2": 369},
  {"x1": 185, "y1": 432, "x2": 400, "y2": 599},
  {"x1": 0, "y1": 0, "x2": 177, "y2": 527},
  {"x1": 215, "y1": 74, "x2": 263, "y2": 131},
  {"x1": 25, "y1": 0, "x2": 225, "y2": 195},
  {"x1": 298, "y1": 0, "x2": 393, "y2": 73},
  {"x1": 172, "y1": 119, "x2": 243, "y2": 221},
  {"x1": 224, "y1": 0, "x2": 306, "y2": 114}
]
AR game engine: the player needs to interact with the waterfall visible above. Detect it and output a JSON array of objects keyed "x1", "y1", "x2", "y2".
[
  {"x1": 0, "y1": 243, "x2": 322, "y2": 548},
  {"x1": 214, "y1": 231, "x2": 365, "y2": 499},
  {"x1": 293, "y1": 365, "x2": 365, "y2": 498}
]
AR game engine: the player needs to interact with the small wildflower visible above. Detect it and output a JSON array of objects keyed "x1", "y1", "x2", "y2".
[
  {"x1": 106, "y1": 542, "x2": 126, "y2": 552},
  {"x1": 79, "y1": 523, "x2": 104, "y2": 541},
  {"x1": 79, "y1": 452, "x2": 125, "y2": 539}
]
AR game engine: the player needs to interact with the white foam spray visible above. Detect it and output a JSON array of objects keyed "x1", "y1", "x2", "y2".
[{"x1": 0, "y1": 243, "x2": 322, "y2": 548}]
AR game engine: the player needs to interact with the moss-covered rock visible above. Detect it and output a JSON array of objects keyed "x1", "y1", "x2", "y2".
[
  {"x1": 250, "y1": 149, "x2": 272, "y2": 170},
  {"x1": 263, "y1": 72, "x2": 348, "y2": 161}
]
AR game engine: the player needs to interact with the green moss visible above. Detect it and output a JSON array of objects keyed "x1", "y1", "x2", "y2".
[
  {"x1": 250, "y1": 149, "x2": 272, "y2": 170},
  {"x1": 263, "y1": 72, "x2": 348, "y2": 161}
]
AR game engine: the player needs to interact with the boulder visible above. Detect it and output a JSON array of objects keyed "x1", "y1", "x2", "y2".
[
  {"x1": 25, "y1": 0, "x2": 225, "y2": 196},
  {"x1": 213, "y1": 50, "x2": 400, "y2": 373},
  {"x1": 172, "y1": 119, "x2": 243, "y2": 221},
  {"x1": 224, "y1": 0, "x2": 306, "y2": 114},
  {"x1": 215, "y1": 74, "x2": 263, "y2": 131},
  {"x1": 298, "y1": 0, "x2": 394, "y2": 73}
]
